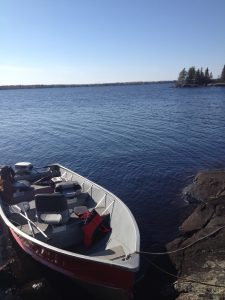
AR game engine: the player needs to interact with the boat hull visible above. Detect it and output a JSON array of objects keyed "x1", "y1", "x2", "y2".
[{"x1": 10, "y1": 228, "x2": 134, "y2": 300}]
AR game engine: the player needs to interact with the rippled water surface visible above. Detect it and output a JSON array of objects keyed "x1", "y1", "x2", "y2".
[
  {"x1": 1, "y1": 83, "x2": 225, "y2": 298},
  {"x1": 1, "y1": 84, "x2": 225, "y2": 249}
]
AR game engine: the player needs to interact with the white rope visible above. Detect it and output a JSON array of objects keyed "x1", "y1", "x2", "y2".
[
  {"x1": 136, "y1": 225, "x2": 225, "y2": 256},
  {"x1": 143, "y1": 255, "x2": 225, "y2": 289}
]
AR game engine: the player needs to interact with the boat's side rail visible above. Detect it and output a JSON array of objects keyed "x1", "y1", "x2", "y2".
[
  {"x1": 59, "y1": 166, "x2": 140, "y2": 255},
  {"x1": 60, "y1": 167, "x2": 115, "y2": 212}
]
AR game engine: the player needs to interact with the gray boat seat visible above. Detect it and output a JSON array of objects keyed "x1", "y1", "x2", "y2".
[
  {"x1": 35, "y1": 193, "x2": 70, "y2": 225},
  {"x1": 54, "y1": 181, "x2": 81, "y2": 198}
]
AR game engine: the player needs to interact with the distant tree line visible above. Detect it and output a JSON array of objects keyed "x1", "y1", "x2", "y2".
[{"x1": 177, "y1": 65, "x2": 225, "y2": 87}]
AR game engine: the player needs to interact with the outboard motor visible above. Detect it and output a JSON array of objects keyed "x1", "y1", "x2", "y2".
[
  {"x1": 14, "y1": 162, "x2": 61, "y2": 183},
  {"x1": 14, "y1": 162, "x2": 33, "y2": 175},
  {"x1": 14, "y1": 162, "x2": 37, "y2": 182}
]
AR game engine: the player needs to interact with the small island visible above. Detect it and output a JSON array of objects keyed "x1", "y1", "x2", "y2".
[{"x1": 176, "y1": 64, "x2": 225, "y2": 87}]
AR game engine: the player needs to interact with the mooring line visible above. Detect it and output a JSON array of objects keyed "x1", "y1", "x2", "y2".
[
  {"x1": 143, "y1": 255, "x2": 225, "y2": 289},
  {"x1": 136, "y1": 225, "x2": 225, "y2": 256}
]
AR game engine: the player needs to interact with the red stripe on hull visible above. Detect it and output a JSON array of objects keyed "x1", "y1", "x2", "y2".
[{"x1": 10, "y1": 229, "x2": 134, "y2": 296}]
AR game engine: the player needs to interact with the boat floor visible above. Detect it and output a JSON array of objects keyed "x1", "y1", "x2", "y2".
[{"x1": 7, "y1": 185, "x2": 126, "y2": 262}]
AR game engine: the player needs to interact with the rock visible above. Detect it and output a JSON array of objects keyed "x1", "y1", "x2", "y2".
[
  {"x1": 0, "y1": 288, "x2": 21, "y2": 300},
  {"x1": 183, "y1": 170, "x2": 225, "y2": 204},
  {"x1": 17, "y1": 278, "x2": 47, "y2": 299},
  {"x1": 167, "y1": 169, "x2": 225, "y2": 299},
  {"x1": 180, "y1": 204, "x2": 214, "y2": 233},
  {"x1": 0, "y1": 260, "x2": 16, "y2": 288}
]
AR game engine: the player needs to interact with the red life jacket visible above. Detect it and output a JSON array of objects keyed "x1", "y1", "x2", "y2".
[{"x1": 80, "y1": 209, "x2": 111, "y2": 248}]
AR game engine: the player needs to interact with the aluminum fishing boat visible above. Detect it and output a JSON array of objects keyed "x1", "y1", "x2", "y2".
[{"x1": 0, "y1": 163, "x2": 140, "y2": 299}]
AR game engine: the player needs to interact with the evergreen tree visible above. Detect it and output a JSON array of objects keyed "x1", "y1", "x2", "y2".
[
  {"x1": 210, "y1": 72, "x2": 213, "y2": 80},
  {"x1": 200, "y1": 67, "x2": 204, "y2": 85},
  {"x1": 186, "y1": 67, "x2": 196, "y2": 84},
  {"x1": 177, "y1": 68, "x2": 187, "y2": 85},
  {"x1": 194, "y1": 69, "x2": 201, "y2": 85},
  {"x1": 176, "y1": 65, "x2": 214, "y2": 87},
  {"x1": 204, "y1": 67, "x2": 210, "y2": 84},
  {"x1": 221, "y1": 65, "x2": 225, "y2": 82}
]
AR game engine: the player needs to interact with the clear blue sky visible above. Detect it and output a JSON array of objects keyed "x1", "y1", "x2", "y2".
[{"x1": 0, "y1": 0, "x2": 225, "y2": 85}]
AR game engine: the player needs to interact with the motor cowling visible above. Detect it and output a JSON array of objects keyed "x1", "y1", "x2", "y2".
[{"x1": 14, "y1": 162, "x2": 33, "y2": 175}]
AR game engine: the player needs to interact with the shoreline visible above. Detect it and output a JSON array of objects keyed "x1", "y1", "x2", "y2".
[
  {"x1": 176, "y1": 82, "x2": 225, "y2": 88},
  {"x1": 166, "y1": 169, "x2": 225, "y2": 299},
  {"x1": 0, "y1": 81, "x2": 175, "y2": 91},
  {"x1": 1, "y1": 81, "x2": 224, "y2": 91}
]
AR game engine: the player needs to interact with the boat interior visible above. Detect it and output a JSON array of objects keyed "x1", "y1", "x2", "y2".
[{"x1": 1, "y1": 163, "x2": 138, "y2": 266}]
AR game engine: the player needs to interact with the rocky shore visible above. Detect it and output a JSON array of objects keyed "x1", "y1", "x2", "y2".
[{"x1": 167, "y1": 169, "x2": 225, "y2": 299}]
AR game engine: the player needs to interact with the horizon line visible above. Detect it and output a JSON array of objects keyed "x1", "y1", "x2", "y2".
[{"x1": 0, "y1": 80, "x2": 176, "y2": 90}]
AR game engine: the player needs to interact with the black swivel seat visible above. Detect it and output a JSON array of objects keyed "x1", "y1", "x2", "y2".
[{"x1": 35, "y1": 193, "x2": 70, "y2": 225}]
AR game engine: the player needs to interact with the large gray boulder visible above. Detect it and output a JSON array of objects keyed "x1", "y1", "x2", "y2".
[{"x1": 167, "y1": 170, "x2": 225, "y2": 299}]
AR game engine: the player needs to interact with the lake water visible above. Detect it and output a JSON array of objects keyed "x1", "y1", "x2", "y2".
[{"x1": 0, "y1": 83, "x2": 225, "y2": 297}]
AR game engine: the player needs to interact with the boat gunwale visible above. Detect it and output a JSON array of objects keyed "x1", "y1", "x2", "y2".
[{"x1": 0, "y1": 164, "x2": 140, "y2": 271}]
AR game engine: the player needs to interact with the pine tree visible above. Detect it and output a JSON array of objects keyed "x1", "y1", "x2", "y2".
[
  {"x1": 204, "y1": 67, "x2": 210, "y2": 84},
  {"x1": 200, "y1": 68, "x2": 205, "y2": 85},
  {"x1": 177, "y1": 68, "x2": 187, "y2": 86},
  {"x1": 186, "y1": 67, "x2": 196, "y2": 84},
  {"x1": 221, "y1": 65, "x2": 225, "y2": 82},
  {"x1": 194, "y1": 69, "x2": 201, "y2": 85},
  {"x1": 176, "y1": 65, "x2": 216, "y2": 87},
  {"x1": 210, "y1": 72, "x2": 213, "y2": 80}
]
